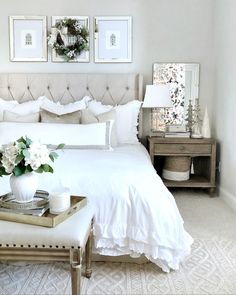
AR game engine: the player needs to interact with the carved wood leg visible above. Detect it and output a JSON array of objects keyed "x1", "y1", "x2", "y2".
[
  {"x1": 70, "y1": 249, "x2": 82, "y2": 295},
  {"x1": 85, "y1": 225, "x2": 93, "y2": 278},
  {"x1": 71, "y1": 263, "x2": 81, "y2": 295},
  {"x1": 209, "y1": 187, "x2": 216, "y2": 197}
]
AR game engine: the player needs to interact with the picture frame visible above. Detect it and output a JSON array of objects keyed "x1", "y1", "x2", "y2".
[
  {"x1": 9, "y1": 16, "x2": 47, "y2": 62},
  {"x1": 94, "y1": 16, "x2": 132, "y2": 63},
  {"x1": 51, "y1": 16, "x2": 90, "y2": 62}
]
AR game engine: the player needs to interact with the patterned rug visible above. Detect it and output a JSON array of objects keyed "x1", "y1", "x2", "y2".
[{"x1": 0, "y1": 238, "x2": 236, "y2": 295}]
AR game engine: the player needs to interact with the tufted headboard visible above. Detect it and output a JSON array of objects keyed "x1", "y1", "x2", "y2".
[{"x1": 0, "y1": 73, "x2": 144, "y2": 136}]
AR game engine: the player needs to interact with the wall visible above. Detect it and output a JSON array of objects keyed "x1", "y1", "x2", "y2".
[
  {"x1": 0, "y1": 0, "x2": 214, "y2": 135},
  {"x1": 213, "y1": 0, "x2": 236, "y2": 210}
]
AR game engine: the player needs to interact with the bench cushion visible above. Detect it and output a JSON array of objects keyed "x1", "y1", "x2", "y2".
[{"x1": 0, "y1": 205, "x2": 94, "y2": 249}]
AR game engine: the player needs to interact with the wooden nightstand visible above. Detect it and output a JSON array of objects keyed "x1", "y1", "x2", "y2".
[{"x1": 147, "y1": 136, "x2": 217, "y2": 195}]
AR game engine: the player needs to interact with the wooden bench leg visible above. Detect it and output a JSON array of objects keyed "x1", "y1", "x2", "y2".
[
  {"x1": 85, "y1": 227, "x2": 93, "y2": 278},
  {"x1": 70, "y1": 249, "x2": 82, "y2": 295}
]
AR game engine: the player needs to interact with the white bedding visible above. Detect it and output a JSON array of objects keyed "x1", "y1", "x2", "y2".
[{"x1": 0, "y1": 144, "x2": 193, "y2": 272}]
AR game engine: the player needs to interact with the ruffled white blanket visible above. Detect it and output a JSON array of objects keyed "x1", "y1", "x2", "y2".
[{"x1": 0, "y1": 144, "x2": 193, "y2": 272}]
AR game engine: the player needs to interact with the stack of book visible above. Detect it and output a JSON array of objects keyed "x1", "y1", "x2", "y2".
[{"x1": 165, "y1": 131, "x2": 190, "y2": 138}]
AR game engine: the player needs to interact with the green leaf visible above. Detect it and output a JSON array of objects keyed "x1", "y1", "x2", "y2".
[
  {"x1": 13, "y1": 166, "x2": 24, "y2": 176},
  {"x1": 22, "y1": 149, "x2": 30, "y2": 158},
  {"x1": 49, "y1": 154, "x2": 55, "y2": 162},
  {"x1": 56, "y1": 143, "x2": 65, "y2": 150},
  {"x1": 15, "y1": 154, "x2": 24, "y2": 164},
  {"x1": 17, "y1": 142, "x2": 26, "y2": 150},
  {"x1": 50, "y1": 151, "x2": 59, "y2": 159},
  {"x1": 35, "y1": 166, "x2": 44, "y2": 173},
  {"x1": 25, "y1": 165, "x2": 33, "y2": 173},
  {"x1": 25, "y1": 137, "x2": 32, "y2": 147}
]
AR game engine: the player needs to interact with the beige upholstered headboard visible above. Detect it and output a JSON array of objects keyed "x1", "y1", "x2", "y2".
[{"x1": 0, "y1": 73, "x2": 144, "y2": 136}]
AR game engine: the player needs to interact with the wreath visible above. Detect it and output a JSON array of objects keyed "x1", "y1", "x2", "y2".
[{"x1": 48, "y1": 18, "x2": 89, "y2": 61}]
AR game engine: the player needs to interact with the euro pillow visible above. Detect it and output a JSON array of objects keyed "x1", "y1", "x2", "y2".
[
  {"x1": 40, "y1": 109, "x2": 81, "y2": 124},
  {"x1": 8, "y1": 96, "x2": 47, "y2": 116},
  {"x1": 0, "y1": 121, "x2": 113, "y2": 150},
  {"x1": 87, "y1": 99, "x2": 113, "y2": 115},
  {"x1": 81, "y1": 109, "x2": 117, "y2": 146},
  {"x1": 40, "y1": 96, "x2": 91, "y2": 115},
  {"x1": 0, "y1": 98, "x2": 18, "y2": 121},
  {"x1": 3, "y1": 110, "x2": 39, "y2": 123}
]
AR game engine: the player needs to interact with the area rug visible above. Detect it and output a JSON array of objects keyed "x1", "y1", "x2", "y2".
[{"x1": 0, "y1": 238, "x2": 236, "y2": 295}]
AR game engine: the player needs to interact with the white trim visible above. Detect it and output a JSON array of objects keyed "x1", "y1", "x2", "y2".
[
  {"x1": 162, "y1": 169, "x2": 190, "y2": 181},
  {"x1": 219, "y1": 186, "x2": 236, "y2": 212}
]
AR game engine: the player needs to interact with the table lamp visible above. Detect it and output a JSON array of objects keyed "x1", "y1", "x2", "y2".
[{"x1": 142, "y1": 84, "x2": 172, "y2": 135}]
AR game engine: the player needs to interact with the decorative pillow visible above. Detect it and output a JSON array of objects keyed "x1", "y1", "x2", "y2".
[
  {"x1": 0, "y1": 121, "x2": 113, "y2": 150},
  {"x1": 81, "y1": 109, "x2": 117, "y2": 146},
  {"x1": 40, "y1": 109, "x2": 81, "y2": 124},
  {"x1": 114, "y1": 100, "x2": 142, "y2": 144},
  {"x1": 87, "y1": 99, "x2": 142, "y2": 145},
  {"x1": 40, "y1": 96, "x2": 91, "y2": 115},
  {"x1": 87, "y1": 99, "x2": 113, "y2": 116},
  {"x1": 0, "y1": 98, "x2": 18, "y2": 121},
  {"x1": 3, "y1": 110, "x2": 39, "y2": 123},
  {"x1": 9, "y1": 96, "x2": 47, "y2": 116}
]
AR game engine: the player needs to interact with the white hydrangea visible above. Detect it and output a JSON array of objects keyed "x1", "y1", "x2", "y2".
[
  {"x1": 25, "y1": 142, "x2": 50, "y2": 171},
  {"x1": 1, "y1": 143, "x2": 19, "y2": 174}
]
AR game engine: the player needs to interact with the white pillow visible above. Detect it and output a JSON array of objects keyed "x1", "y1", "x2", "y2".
[
  {"x1": 115, "y1": 100, "x2": 142, "y2": 144},
  {"x1": 3, "y1": 110, "x2": 39, "y2": 122},
  {"x1": 9, "y1": 96, "x2": 46, "y2": 116},
  {"x1": 87, "y1": 99, "x2": 142, "y2": 144},
  {"x1": 0, "y1": 121, "x2": 113, "y2": 150},
  {"x1": 87, "y1": 99, "x2": 113, "y2": 116},
  {"x1": 0, "y1": 98, "x2": 18, "y2": 121},
  {"x1": 81, "y1": 109, "x2": 117, "y2": 146},
  {"x1": 40, "y1": 96, "x2": 91, "y2": 115}
]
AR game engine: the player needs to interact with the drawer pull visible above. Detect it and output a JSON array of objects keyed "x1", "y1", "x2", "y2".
[{"x1": 180, "y1": 146, "x2": 185, "y2": 151}]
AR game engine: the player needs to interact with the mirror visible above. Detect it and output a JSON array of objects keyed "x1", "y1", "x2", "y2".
[{"x1": 153, "y1": 63, "x2": 200, "y2": 126}]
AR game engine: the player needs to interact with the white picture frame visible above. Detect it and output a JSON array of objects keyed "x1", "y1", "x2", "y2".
[
  {"x1": 9, "y1": 16, "x2": 47, "y2": 62},
  {"x1": 94, "y1": 16, "x2": 132, "y2": 63},
  {"x1": 51, "y1": 16, "x2": 90, "y2": 63}
]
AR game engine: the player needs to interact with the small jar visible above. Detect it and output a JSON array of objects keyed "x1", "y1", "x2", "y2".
[{"x1": 49, "y1": 190, "x2": 70, "y2": 214}]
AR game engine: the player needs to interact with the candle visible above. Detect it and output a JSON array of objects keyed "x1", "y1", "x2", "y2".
[{"x1": 49, "y1": 190, "x2": 70, "y2": 214}]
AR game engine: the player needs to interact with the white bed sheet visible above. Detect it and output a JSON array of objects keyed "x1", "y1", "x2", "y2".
[{"x1": 0, "y1": 144, "x2": 193, "y2": 272}]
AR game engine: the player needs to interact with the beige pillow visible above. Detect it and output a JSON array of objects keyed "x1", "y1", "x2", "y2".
[
  {"x1": 40, "y1": 109, "x2": 81, "y2": 124},
  {"x1": 81, "y1": 109, "x2": 117, "y2": 146},
  {"x1": 3, "y1": 110, "x2": 40, "y2": 122}
]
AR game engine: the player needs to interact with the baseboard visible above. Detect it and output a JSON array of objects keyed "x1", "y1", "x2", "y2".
[{"x1": 219, "y1": 186, "x2": 236, "y2": 212}]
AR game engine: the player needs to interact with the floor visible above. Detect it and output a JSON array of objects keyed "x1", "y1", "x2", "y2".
[{"x1": 0, "y1": 189, "x2": 236, "y2": 295}]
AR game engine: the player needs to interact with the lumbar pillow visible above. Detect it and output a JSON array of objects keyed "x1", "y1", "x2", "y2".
[
  {"x1": 40, "y1": 109, "x2": 81, "y2": 124},
  {"x1": 0, "y1": 121, "x2": 113, "y2": 150},
  {"x1": 81, "y1": 109, "x2": 117, "y2": 146},
  {"x1": 3, "y1": 110, "x2": 40, "y2": 123}
]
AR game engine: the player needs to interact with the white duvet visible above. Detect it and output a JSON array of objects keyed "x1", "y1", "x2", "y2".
[{"x1": 0, "y1": 144, "x2": 193, "y2": 272}]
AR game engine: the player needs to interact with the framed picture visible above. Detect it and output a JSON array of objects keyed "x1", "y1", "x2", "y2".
[
  {"x1": 51, "y1": 16, "x2": 90, "y2": 62},
  {"x1": 94, "y1": 16, "x2": 132, "y2": 63},
  {"x1": 9, "y1": 16, "x2": 47, "y2": 62}
]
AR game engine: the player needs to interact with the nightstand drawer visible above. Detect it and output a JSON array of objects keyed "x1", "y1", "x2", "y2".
[{"x1": 154, "y1": 143, "x2": 212, "y2": 154}]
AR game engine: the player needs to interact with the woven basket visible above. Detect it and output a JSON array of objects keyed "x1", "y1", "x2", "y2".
[{"x1": 162, "y1": 156, "x2": 191, "y2": 181}]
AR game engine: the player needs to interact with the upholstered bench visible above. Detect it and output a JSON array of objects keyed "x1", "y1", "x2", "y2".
[{"x1": 0, "y1": 206, "x2": 94, "y2": 295}]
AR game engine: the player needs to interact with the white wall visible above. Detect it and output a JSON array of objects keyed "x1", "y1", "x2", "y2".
[
  {"x1": 0, "y1": 0, "x2": 215, "y2": 135},
  {"x1": 214, "y1": 0, "x2": 236, "y2": 210}
]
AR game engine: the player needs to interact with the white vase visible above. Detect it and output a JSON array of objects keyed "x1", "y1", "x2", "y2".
[
  {"x1": 10, "y1": 172, "x2": 38, "y2": 203},
  {"x1": 202, "y1": 107, "x2": 211, "y2": 138}
]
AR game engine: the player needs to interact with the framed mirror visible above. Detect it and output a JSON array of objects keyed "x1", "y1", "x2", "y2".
[{"x1": 153, "y1": 63, "x2": 200, "y2": 127}]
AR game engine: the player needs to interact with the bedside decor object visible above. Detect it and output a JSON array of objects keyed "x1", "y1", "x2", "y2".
[
  {"x1": 192, "y1": 98, "x2": 203, "y2": 138},
  {"x1": 0, "y1": 136, "x2": 64, "y2": 203},
  {"x1": 185, "y1": 99, "x2": 195, "y2": 133},
  {"x1": 202, "y1": 107, "x2": 211, "y2": 138},
  {"x1": 48, "y1": 16, "x2": 89, "y2": 62},
  {"x1": 153, "y1": 63, "x2": 199, "y2": 129},
  {"x1": 9, "y1": 16, "x2": 47, "y2": 62},
  {"x1": 142, "y1": 84, "x2": 172, "y2": 134},
  {"x1": 94, "y1": 16, "x2": 132, "y2": 63},
  {"x1": 162, "y1": 156, "x2": 191, "y2": 181},
  {"x1": 49, "y1": 188, "x2": 71, "y2": 214}
]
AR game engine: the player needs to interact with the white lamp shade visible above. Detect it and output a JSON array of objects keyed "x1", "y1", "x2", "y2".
[{"x1": 142, "y1": 84, "x2": 172, "y2": 108}]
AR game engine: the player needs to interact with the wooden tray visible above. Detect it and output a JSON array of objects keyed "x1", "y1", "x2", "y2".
[{"x1": 0, "y1": 196, "x2": 87, "y2": 228}]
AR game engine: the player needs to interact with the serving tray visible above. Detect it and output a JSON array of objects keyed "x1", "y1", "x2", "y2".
[{"x1": 0, "y1": 195, "x2": 87, "y2": 228}]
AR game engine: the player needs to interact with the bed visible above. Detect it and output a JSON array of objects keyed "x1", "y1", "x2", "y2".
[{"x1": 0, "y1": 73, "x2": 193, "y2": 272}]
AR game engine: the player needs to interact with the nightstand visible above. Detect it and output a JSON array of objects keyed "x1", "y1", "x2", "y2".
[{"x1": 147, "y1": 136, "x2": 217, "y2": 195}]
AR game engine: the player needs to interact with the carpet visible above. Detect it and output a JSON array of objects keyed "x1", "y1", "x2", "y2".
[{"x1": 1, "y1": 190, "x2": 236, "y2": 295}]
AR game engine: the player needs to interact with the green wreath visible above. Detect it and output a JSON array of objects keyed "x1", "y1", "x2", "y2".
[{"x1": 48, "y1": 18, "x2": 89, "y2": 61}]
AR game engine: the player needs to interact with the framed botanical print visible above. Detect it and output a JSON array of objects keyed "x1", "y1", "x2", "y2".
[
  {"x1": 94, "y1": 16, "x2": 132, "y2": 63},
  {"x1": 9, "y1": 16, "x2": 47, "y2": 62},
  {"x1": 50, "y1": 16, "x2": 90, "y2": 62}
]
